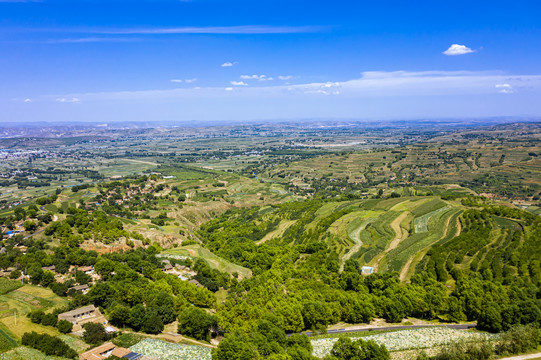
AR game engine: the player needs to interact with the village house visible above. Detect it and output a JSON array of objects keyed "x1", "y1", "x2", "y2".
[
  {"x1": 78, "y1": 265, "x2": 94, "y2": 274},
  {"x1": 57, "y1": 305, "x2": 106, "y2": 332},
  {"x1": 79, "y1": 341, "x2": 143, "y2": 360},
  {"x1": 68, "y1": 284, "x2": 90, "y2": 295}
]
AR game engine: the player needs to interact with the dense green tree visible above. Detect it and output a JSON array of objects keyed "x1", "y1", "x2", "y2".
[
  {"x1": 22, "y1": 332, "x2": 77, "y2": 359},
  {"x1": 142, "y1": 311, "x2": 164, "y2": 334},
  {"x1": 83, "y1": 322, "x2": 107, "y2": 344},
  {"x1": 129, "y1": 304, "x2": 147, "y2": 331},
  {"x1": 478, "y1": 303, "x2": 503, "y2": 333},
  {"x1": 326, "y1": 337, "x2": 390, "y2": 360},
  {"x1": 213, "y1": 334, "x2": 255, "y2": 360},
  {"x1": 57, "y1": 320, "x2": 73, "y2": 334},
  {"x1": 178, "y1": 306, "x2": 217, "y2": 341}
]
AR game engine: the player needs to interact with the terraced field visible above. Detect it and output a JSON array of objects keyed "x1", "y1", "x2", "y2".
[
  {"x1": 383, "y1": 207, "x2": 461, "y2": 274},
  {"x1": 296, "y1": 197, "x2": 465, "y2": 277}
]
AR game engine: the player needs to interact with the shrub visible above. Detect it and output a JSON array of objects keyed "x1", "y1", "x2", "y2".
[
  {"x1": 27, "y1": 310, "x2": 45, "y2": 324},
  {"x1": 432, "y1": 339, "x2": 493, "y2": 360},
  {"x1": 57, "y1": 319, "x2": 73, "y2": 334},
  {"x1": 327, "y1": 337, "x2": 390, "y2": 360},
  {"x1": 40, "y1": 313, "x2": 58, "y2": 327},
  {"x1": 21, "y1": 332, "x2": 77, "y2": 359},
  {"x1": 496, "y1": 325, "x2": 541, "y2": 355}
]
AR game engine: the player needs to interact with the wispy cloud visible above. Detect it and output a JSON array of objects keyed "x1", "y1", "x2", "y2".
[
  {"x1": 23, "y1": 98, "x2": 32, "y2": 103},
  {"x1": 278, "y1": 75, "x2": 293, "y2": 80},
  {"x1": 230, "y1": 81, "x2": 248, "y2": 86},
  {"x1": 96, "y1": 25, "x2": 325, "y2": 35},
  {"x1": 56, "y1": 97, "x2": 81, "y2": 103},
  {"x1": 443, "y1": 44, "x2": 475, "y2": 56},
  {"x1": 44, "y1": 71, "x2": 541, "y2": 103},
  {"x1": 221, "y1": 62, "x2": 235, "y2": 67},
  {"x1": 170, "y1": 78, "x2": 197, "y2": 84},
  {"x1": 46, "y1": 37, "x2": 139, "y2": 44}
]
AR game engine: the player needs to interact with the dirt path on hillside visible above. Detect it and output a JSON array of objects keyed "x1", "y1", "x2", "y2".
[
  {"x1": 256, "y1": 220, "x2": 296, "y2": 245},
  {"x1": 387, "y1": 212, "x2": 409, "y2": 252},
  {"x1": 339, "y1": 220, "x2": 368, "y2": 272},
  {"x1": 371, "y1": 211, "x2": 409, "y2": 272}
]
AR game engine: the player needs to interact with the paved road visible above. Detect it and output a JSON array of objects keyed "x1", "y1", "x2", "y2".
[
  {"x1": 23, "y1": 207, "x2": 56, "y2": 239},
  {"x1": 498, "y1": 353, "x2": 541, "y2": 360},
  {"x1": 23, "y1": 229, "x2": 44, "y2": 239},
  {"x1": 291, "y1": 323, "x2": 476, "y2": 337}
]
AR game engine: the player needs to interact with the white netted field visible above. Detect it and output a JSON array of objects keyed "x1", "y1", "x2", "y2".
[
  {"x1": 130, "y1": 338, "x2": 211, "y2": 360},
  {"x1": 311, "y1": 327, "x2": 496, "y2": 358}
]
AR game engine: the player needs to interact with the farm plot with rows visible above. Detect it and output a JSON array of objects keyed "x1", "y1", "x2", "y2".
[
  {"x1": 311, "y1": 327, "x2": 496, "y2": 358},
  {"x1": 130, "y1": 338, "x2": 211, "y2": 360}
]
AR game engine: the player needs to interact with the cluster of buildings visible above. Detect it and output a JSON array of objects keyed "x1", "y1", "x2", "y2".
[
  {"x1": 160, "y1": 259, "x2": 203, "y2": 287},
  {"x1": 79, "y1": 342, "x2": 145, "y2": 360}
]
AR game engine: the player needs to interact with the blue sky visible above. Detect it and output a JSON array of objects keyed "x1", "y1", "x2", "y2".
[{"x1": 1, "y1": 0, "x2": 541, "y2": 123}]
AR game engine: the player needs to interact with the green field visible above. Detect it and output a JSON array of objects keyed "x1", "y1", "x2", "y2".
[
  {"x1": 0, "y1": 286, "x2": 68, "y2": 340},
  {"x1": 161, "y1": 244, "x2": 252, "y2": 279}
]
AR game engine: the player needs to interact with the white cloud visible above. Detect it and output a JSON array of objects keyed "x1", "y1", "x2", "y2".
[
  {"x1": 23, "y1": 98, "x2": 32, "y2": 103},
  {"x1": 170, "y1": 79, "x2": 183, "y2": 83},
  {"x1": 56, "y1": 97, "x2": 81, "y2": 103},
  {"x1": 443, "y1": 44, "x2": 475, "y2": 56},
  {"x1": 240, "y1": 74, "x2": 273, "y2": 81},
  {"x1": 230, "y1": 81, "x2": 248, "y2": 86},
  {"x1": 278, "y1": 75, "x2": 293, "y2": 80},
  {"x1": 185, "y1": 78, "x2": 197, "y2": 83},
  {"x1": 221, "y1": 62, "x2": 234, "y2": 67},
  {"x1": 496, "y1": 83, "x2": 514, "y2": 94},
  {"x1": 240, "y1": 75, "x2": 261, "y2": 80},
  {"x1": 225, "y1": 87, "x2": 234, "y2": 91}
]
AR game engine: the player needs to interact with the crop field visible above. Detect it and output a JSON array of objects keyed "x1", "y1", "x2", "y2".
[
  {"x1": 414, "y1": 206, "x2": 450, "y2": 233},
  {"x1": 384, "y1": 207, "x2": 461, "y2": 273},
  {"x1": 0, "y1": 346, "x2": 68, "y2": 360},
  {"x1": 282, "y1": 197, "x2": 465, "y2": 277},
  {"x1": 0, "y1": 280, "x2": 22, "y2": 297},
  {"x1": 57, "y1": 335, "x2": 89, "y2": 353},
  {"x1": 311, "y1": 327, "x2": 496, "y2": 358},
  {"x1": 0, "y1": 286, "x2": 68, "y2": 340},
  {"x1": 262, "y1": 132, "x2": 541, "y2": 201},
  {"x1": 0, "y1": 326, "x2": 17, "y2": 353},
  {"x1": 130, "y1": 338, "x2": 211, "y2": 360},
  {"x1": 161, "y1": 244, "x2": 252, "y2": 279}
]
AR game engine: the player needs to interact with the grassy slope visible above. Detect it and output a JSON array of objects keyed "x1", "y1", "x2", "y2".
[
  {"x1": 161, "y1": 244, "x2": 252, "y2": 279},
  {"x1": 0, "y1": 286, "x2": 68, "y2": 340}
]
